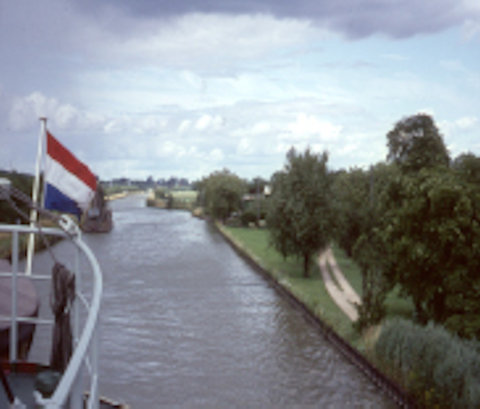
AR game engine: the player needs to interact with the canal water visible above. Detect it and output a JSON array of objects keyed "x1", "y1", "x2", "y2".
[{"x1": 30, "y1": 194, "x2": 396, "y2": 408}]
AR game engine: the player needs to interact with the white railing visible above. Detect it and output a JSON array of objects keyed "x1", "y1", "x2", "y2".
[{"x1": 0, "y1": 223, "x2": 102, "y2": 409}]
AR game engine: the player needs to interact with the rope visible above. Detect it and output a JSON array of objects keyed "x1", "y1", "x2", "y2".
[{"x1": 50, "y1": 262, "x2": 75, "y2": 372}]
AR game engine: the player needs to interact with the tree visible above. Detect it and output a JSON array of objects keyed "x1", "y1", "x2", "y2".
[
  {"x1": 332, "y1": 163, "x2": 398, "y2": 330},
  {"x1": 381, "y1": 167, "x2": 480, "y2": 334},
  {"x1": 331, "y1": 168, "x2": 370, "y2": 257},
  {"x1": 267, "y1": 148, "x2": 333, "y2": 277},
  {"x1": 352, "y1": 229, "x2": 391, "y2": 331},
  {"x1": 247, "y1": 177, "x2": 268, "y2": 195},
  {"x1": 202, "y1": 169, "x2": 247, "y2": 222},
  {"x1": 386, "y1": 114, "x2": 449, "y2": 172},
  {"x1": 452, "y1": 152, "x2": 480, "y2": 185}
]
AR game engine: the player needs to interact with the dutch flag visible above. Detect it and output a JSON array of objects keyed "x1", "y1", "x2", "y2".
[{"x1": 44, "y1": 131, "x2": 97, "y2": 217}]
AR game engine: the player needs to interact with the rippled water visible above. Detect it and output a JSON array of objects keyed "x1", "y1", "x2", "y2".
[{"x1": 30, "y1": 194, "x2": 396, "y2": 408}]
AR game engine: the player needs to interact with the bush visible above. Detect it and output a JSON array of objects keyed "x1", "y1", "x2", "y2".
[
  {"x1": 375, "y1": 318, "x2": 480, "y2": 408},
  {"x1": 240, "y1": 210, "x2": 257, "y2": 227},
  {"x1": 154, "y1": 188, "x2": 167, "y2": 199}
]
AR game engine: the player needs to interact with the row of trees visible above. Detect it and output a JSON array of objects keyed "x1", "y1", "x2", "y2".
[
  {"x1": 333, "y1": 115, "x2": 480, "y2": 338},
  {"x1": 198, "y1": 113, "x2": 480, "y2": 339}
]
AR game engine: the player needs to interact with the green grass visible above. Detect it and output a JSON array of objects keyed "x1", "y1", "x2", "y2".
[
  {"x1": 330, "y1": 244, "x2": 415, "y2": 319},
  {"x1": 171, "y1": 190, "x2": 198, "y2": 201},
  {"x1": 331, "y1": 243, "x2": 363, "y2": 295},
  {"x1": 148, "y1": 189, "x2": 198, "y2": 210},
  {"x1": 221, "y1": 226, "x2": 358, "y2": 343},
  {"x1": 384, "y1": 286, "x2": 415, "y2": 318},
  {"x1": 221, "y1": 226, "x2": 415, "y2": 348}
]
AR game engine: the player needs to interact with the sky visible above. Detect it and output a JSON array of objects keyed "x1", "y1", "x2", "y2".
[{"x1": 1, "y1": 0, "x2": 479, "y2": 182}]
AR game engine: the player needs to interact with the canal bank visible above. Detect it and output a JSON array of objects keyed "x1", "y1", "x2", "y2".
[{"x1": 215, "y1": 222, "x2": 415, "y2": 409}]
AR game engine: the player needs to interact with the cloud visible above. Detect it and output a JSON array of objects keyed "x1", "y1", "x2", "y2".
[
  {"x1": 209, "y1": 148, "x2": 224, "y2": 162},
  {"x1": 194, "y1": 114, "x2": 223, "y2": 132},
  {"x1": 455, "y1": 116, "x2": 478, "y2": 129},
  {"x1": 178, "y1": 120, "x2": 191, "y2": 133},
  {"x1": 74, "y1": 12, "x2": 317, "y2": 73},
  {"x1": 8, "y1": 92, "x2": 105, "y2": 132},
  {"x1": 463, "y1": 19, "x2": 480, "y2": 40},
  {"x1": 440, "y1": 116, "x2": 479, "y2": 134},
  {"x1": 439, "y1": 116, "x2": 480, "y2": 159},
  {"x1": 283, "y1": 113, "x2": 342, "y2": 141},
  {"x1": 75, "y1": 0, "x2": 480, "y2": 39}
]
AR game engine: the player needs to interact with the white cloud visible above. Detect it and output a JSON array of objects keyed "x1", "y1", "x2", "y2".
[
  {"x1": 455, "y1": 116, "x2": 478, "y2": 129},
  {"x1": 284, "y1": 113, "x2": 342, "y2": 141},
  {"x1": 194, "y1": 114, "x2": 223, "y2": 132},
  {"x1": 133, "y1": 116, "x2": 168, "y2": 134},
  {"x1": 237, "y1": 138, "x2": 254, "y2": 155},
  {"x1": 178, "y1": 119, "x2": 191, "y2": 133},
  {"x1": 9, "y1": 93, "x2": 57, "y2": 131},
  {"x1": 84, "y1": 13, "x2": 317, "y2": 73},
  {"x1": 415, "y1": 108, "x2": 436, "y2": 118},
  {"x1": 209, "y1": 148, "x2": 224, "y2": 162},
  {"x1": 251, "y1": 121, "x2": 272, "y2": 135},
  {"x1": 8, "y1": 92, "x2": 105, "y2": 132},
  {"x1": 440, "y1": 116, "x2": 479, "y2": 134},
  {"x1": 103, "y1": 120, "x2": 120, "y2": 134}
]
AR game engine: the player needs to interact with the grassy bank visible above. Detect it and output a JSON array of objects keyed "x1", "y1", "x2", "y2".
[
  {"x1": 219, "y1": 225, "x2": 415, "y2": 350},
  {"x1": 220, "y1": 226, "x2": 360, "y2": 344},
  {"x1": 147, "y1": 189, "x2": 198, "y2": 211}
]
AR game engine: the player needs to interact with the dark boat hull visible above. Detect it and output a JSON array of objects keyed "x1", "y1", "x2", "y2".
[{"x1": 81, "y1": 209, "x2": 113, "y2": 233}]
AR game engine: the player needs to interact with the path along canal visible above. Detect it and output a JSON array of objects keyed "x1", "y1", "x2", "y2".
[{"x1": 28, "y1": 194, "x2": 396, "y2": 408}]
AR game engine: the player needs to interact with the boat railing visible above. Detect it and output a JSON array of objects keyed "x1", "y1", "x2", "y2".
[{"x1": 0, "y1": 222, "x2": 102, "y2": 409}]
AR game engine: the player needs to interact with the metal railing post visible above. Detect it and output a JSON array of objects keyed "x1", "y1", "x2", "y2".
[
  {"x1": 9, "y1": 228, "x2": 19, "y2": 362},
  {"x1": 91, "y1": 325, "x2": 99, "y2": 409},
  {"x1": 73, "y1": 246, "x2": 81, "y2": 345},
  {"x1": 71, "y1": 246, "x2": 83, "y2": 409}
]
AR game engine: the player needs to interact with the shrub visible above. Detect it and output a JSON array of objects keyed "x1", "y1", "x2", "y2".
[
  {"x1": 240, "y1": 210, "x2": 257, "y2": 227},
  {"x1": 375, "y1": 318, "x2": 480, "y2": 408}
]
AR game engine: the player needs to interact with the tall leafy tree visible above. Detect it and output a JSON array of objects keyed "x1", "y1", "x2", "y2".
[
  {"x1": 382, "y1": 167, "x2": 480, "y2": 333},
  {"x1": 332, "y1": 163, "x2": 398, "y2": 330},
  {"x1": 331, "y1": 168, "x2": 370, "y2": 257},
  {"x1": 202, "y1": 169, "x2": 247, "y2": 222},
  {"x1": 386, "y1": 114, "x2": 449, "y2": 172},
  {"x1": 452, "y1": 152, "x2": 480, "y2": 185},
  {"x1": 267, "y1": 148, "x2": 333, "y2": 277}
]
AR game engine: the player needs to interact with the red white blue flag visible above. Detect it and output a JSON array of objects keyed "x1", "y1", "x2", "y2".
[{"x1": 44, "y1": 131, "x2": 96, "y2": 216}]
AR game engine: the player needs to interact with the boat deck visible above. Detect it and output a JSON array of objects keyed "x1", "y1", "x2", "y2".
[
  {"x1": 0, "y1": 222, "x2": 124, "y2": 408},
  {"x1": 1, "y1": 370, "x2": 127, "y2": 408}
]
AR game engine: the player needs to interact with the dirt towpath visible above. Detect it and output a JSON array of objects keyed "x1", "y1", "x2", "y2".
[{"x1": 318, "y1": 247, "x2": 361, "y2": 321}]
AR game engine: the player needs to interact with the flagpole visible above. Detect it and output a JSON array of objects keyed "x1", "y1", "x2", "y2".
[{"x1": 25, "y1": 117, "x2": 47, "y2": 275}]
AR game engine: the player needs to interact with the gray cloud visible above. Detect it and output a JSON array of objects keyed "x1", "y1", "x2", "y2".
[{"x1": 73, "y1": 0, "x2": 480, "y2": 38}]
